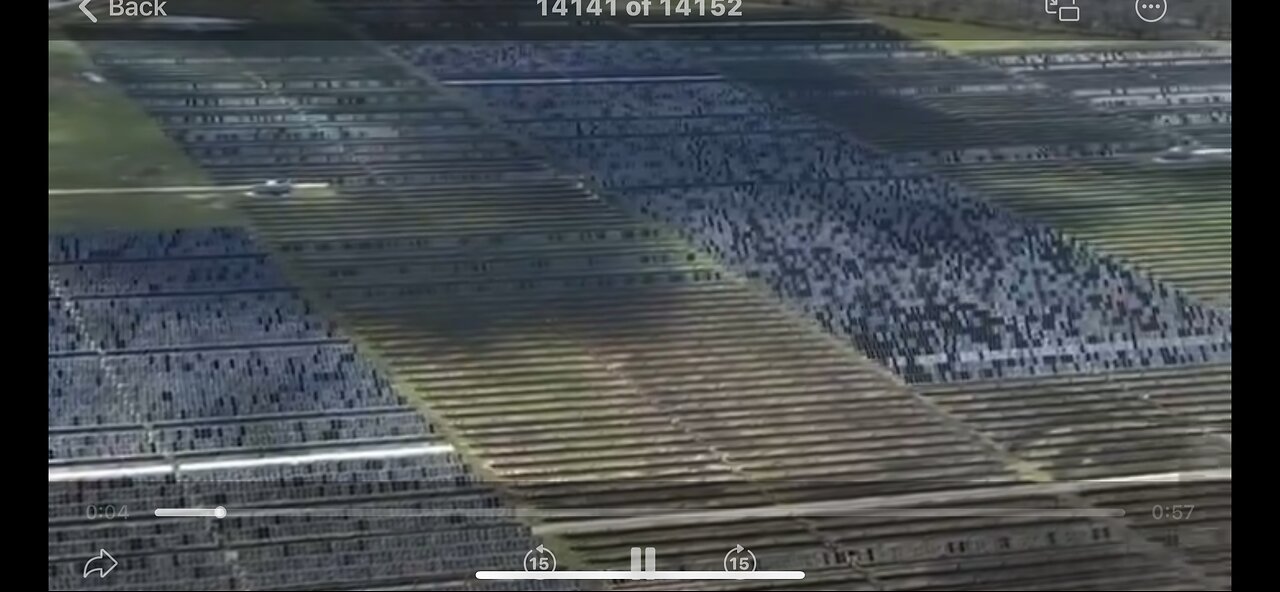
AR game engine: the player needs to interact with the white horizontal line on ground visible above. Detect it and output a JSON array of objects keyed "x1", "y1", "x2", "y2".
[
  {"x1": 180, "y1": 444, "x2": 454, "y2": 471},
  {"x1": 48, "y1": 183, "x2": 329, "y2": 196},
  {"x1": 1090, "y1": 468, "x2": 1231, "y2": 483},
  {"x1": 47, "y1": 443, "x2": 454, "y2": 482},
  {"x1": 632, "y1": 18, "x2": 873, "y2": 28},
  {"x1": 47, "y1": 464, "x2": 172, "y2": 482},
  {"x1": 475, "y1": 571, "x2": 806, "y2": 580},
  {"x1": 441, "y1": 75, "x2": 724, "y2": 86}
]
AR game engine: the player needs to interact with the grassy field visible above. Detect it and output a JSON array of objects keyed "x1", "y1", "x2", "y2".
[
  {"x1": 48, "y1": 0, "x2": 347, "y2": 231},
  {"x1": 49, "y1": 192, "x2": 248, "y2": 232},
  {"x1": 49, "y1": 39, "x2": 247, "y2": 230},
  {"x1": 49, "y1": 40, "x2": 209, "y2": 190}
]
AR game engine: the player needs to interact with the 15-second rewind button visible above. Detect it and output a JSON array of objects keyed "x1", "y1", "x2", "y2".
[{"x1": 524, "y1": 545, "x2": 557, "y2": 572}]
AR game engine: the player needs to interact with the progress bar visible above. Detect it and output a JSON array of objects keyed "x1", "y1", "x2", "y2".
[
  {"x1": 475, "y1": 571, "x2": 806, "y2": 580},
  {"x1": 155, "y1": 507, "x2": 227, "y2": 519}
]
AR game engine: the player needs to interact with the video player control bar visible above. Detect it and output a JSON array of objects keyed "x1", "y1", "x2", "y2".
[{"x1": 475, "y1": 570, "x2": 806, "y2": 580}]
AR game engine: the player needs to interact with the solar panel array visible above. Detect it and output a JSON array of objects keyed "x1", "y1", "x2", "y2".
[
  {"x1": 47, "y1": 4, "x2": 1231, "y2": 590},
  {"x1": 715, "y1": 43, "x2": 1232, "y2": 306},
  {"x1": 405, "y1": 41, "x2": 1231, "y2": 384},
  {"x1": 47, "y1": 229, "x2": 557, "y2": 590}
]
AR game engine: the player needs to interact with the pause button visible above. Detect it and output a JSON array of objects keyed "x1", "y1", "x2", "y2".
[{"x1": 630, "y1": 547, "x2": 657, "y2": 574}]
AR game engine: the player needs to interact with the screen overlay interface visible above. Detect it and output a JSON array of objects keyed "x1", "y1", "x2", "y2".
[{"x1": 48, "y1": 0, "x2": 1231, "y2": 589}]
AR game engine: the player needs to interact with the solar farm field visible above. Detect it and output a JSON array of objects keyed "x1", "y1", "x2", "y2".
[
  {"x1": 706, "y1": 37, "x2": 1231, "y2": 307},
  {"x1": 48, "y1": 2, "x2": 1231, "y2": 590}
]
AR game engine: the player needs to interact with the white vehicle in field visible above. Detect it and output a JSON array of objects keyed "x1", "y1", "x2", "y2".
[
  {"x1": 251, "y1": 179, "x2": 294, "y2": 197},
  {"x1": 1153, "y1": 145, "x2": 1232, "y2": 164}
]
